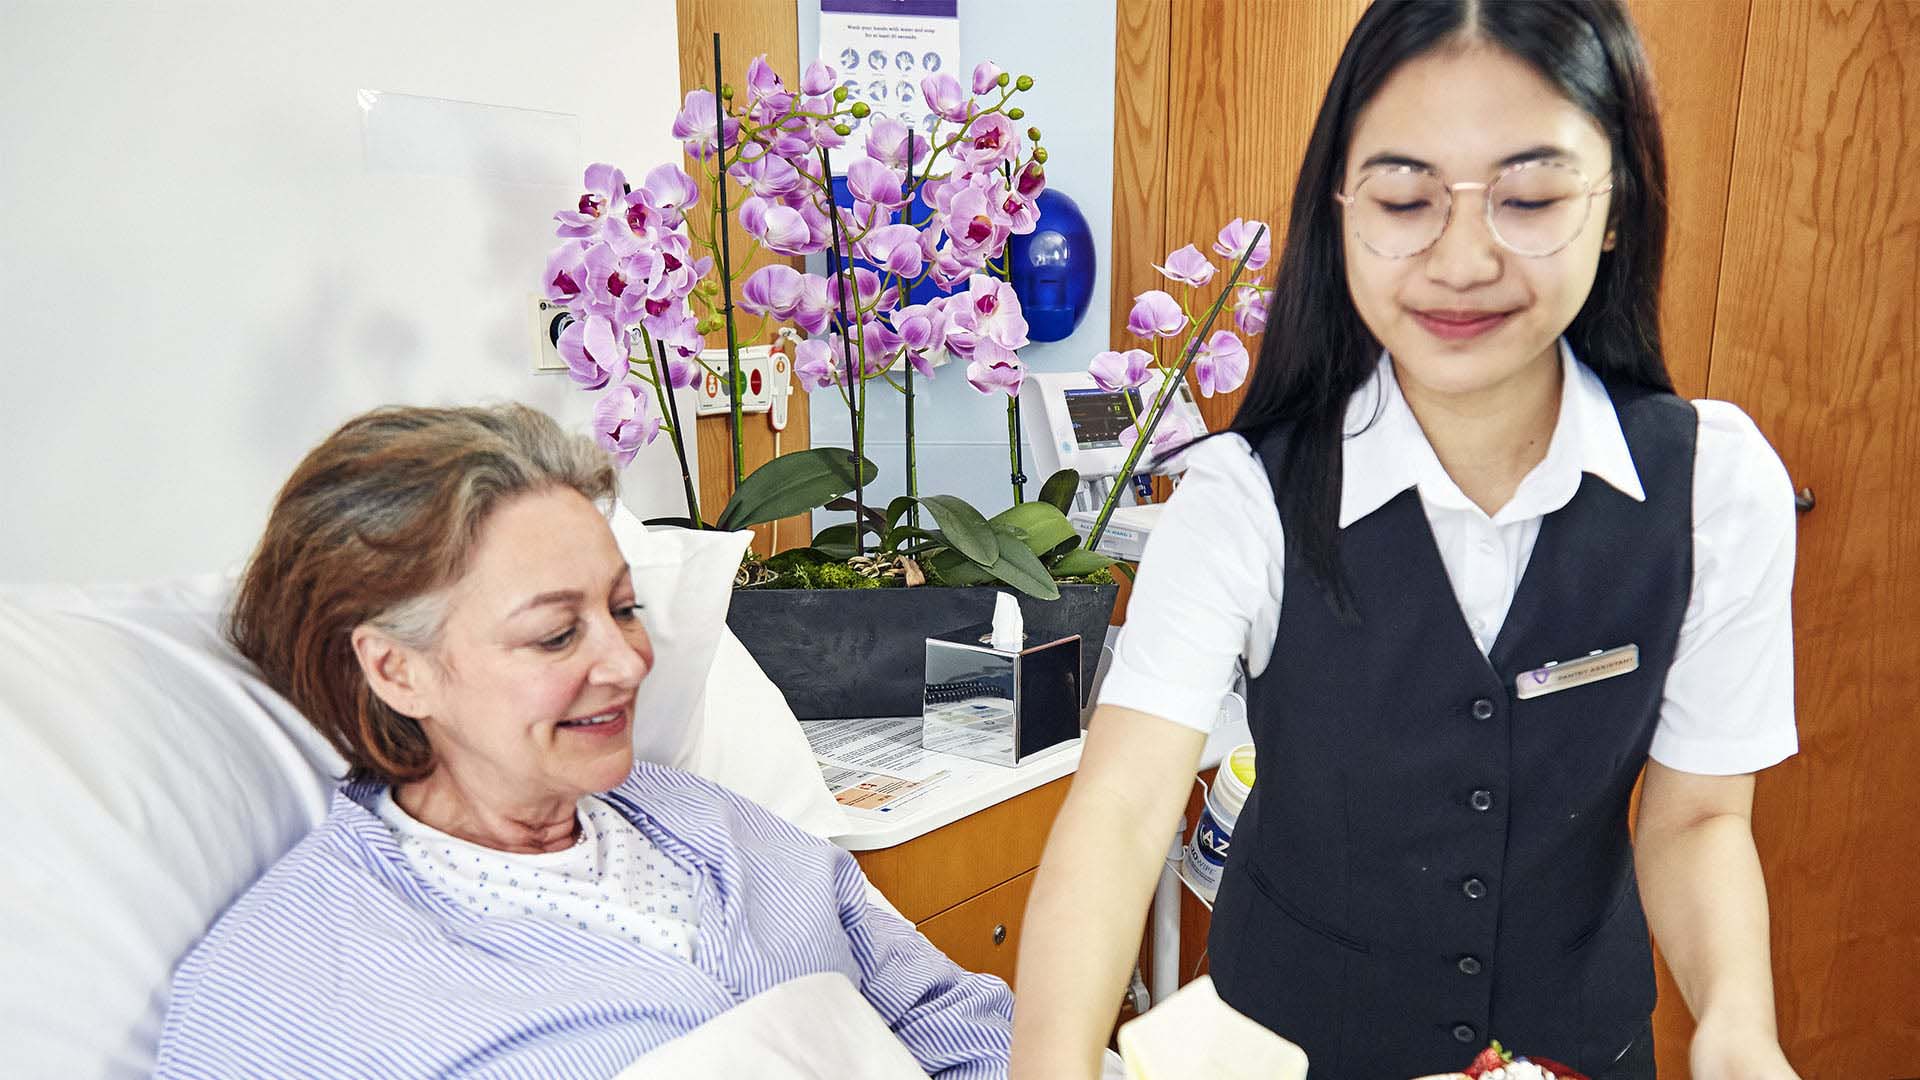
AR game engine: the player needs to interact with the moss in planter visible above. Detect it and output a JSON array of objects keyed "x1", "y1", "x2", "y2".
[
  {"x1": 745, "y1": 548, "x2": 888, "y2": 590},
  {"x1": 739, "y1": 549, "x2": 1119, "y2": 591}
]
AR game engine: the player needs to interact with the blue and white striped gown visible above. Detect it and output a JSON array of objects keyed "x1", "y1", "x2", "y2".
[{"x1": 155, "y1": 762, "x2": 1013, "y2": 1078}]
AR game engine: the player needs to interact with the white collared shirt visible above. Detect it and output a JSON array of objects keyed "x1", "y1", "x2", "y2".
[{"x1": 1099, "y1": 342, "x2": 1799, "y2": 775}]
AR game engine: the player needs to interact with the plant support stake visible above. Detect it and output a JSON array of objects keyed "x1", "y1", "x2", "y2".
[
  {"x1": 818, "y1": 148, "x2": 867, "y2": 555},
  {"x1": 711, "y1": 32, "x2": 746, "y2": 487},
  {"x1": 1086, "y1": 223, "x2": 1268, "y2": 551},
  {"x1": 653, "y1": 337, "x2": 702, "y2": 526}
]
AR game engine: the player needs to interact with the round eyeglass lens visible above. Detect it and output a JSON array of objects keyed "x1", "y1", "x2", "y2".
[
  {"x1": 1487, "y1": 162, "x2": 1596, "y2": 256},
  {"x1": 1349, "y1": 169, "x2": 1449, "y2": 259}
]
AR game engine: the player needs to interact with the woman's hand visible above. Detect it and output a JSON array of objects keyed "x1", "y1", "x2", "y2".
[{"x1": 1688, "y1": 1013, "x2": 1799, "y2": 1080}]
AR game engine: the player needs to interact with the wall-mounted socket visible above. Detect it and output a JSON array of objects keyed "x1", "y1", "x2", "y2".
[
  {"x1": 692, "y1": 345, "x2": 777, "y2": 416},
  {"x1": 528, "y1": 294, "x2": 573, "y2": 374}
]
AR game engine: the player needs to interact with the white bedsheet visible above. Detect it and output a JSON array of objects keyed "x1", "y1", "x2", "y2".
[{"x1": 613, "y1": 971, "x2": 930, "y2": 1079}]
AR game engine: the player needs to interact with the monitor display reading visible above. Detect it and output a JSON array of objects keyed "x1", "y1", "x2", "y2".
[{"x1": 1065, "y1": 387, "x2": 1144, "y2": 449}]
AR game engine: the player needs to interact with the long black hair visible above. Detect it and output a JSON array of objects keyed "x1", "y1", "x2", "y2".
[{"x1": 1230, "y1": 0, "x2": 1671, "y2": 617}]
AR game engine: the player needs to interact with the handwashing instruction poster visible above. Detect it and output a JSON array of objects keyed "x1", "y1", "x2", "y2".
[{"x1": 820, "y1": 0, "x2": 959, "y2": 175}]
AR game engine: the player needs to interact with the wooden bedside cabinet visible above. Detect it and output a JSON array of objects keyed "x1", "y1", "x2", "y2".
[{"x1": 854, "y1": 775, "x2": 1072, "y2": 988}]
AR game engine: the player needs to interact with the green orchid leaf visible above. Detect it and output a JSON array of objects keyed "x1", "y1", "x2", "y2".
[
  {"x1": 1047, "y1": 547, "x2": 1115, "y2": 577},
  {"x1": 918, "y1": 494, "x2": 997, "y2": 565},
  {"x1": 982, "y1": 531, "x2": 1061, "y2": 600},
  {"x1": 884, "y1": 495, "x2": 918, "y2": 531},
  {"x1": 1037, "y1": 469, "x2": 1081, "y2": 514},
  {"x1": 810, "y1": 523, "x2": 861, "y2": 560},
  {"x1": 926, "y1": 547, "x2": 993, "y2": 586},
  {"x1": 989, "y1": 501, "x2": 1079, "y2": 558},
  {"x1": 717, "y1": 448, "x2": 878, "y2": 531}
]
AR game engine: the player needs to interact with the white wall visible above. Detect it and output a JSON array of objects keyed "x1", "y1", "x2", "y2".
[{"x1": 1, "y1": 1, "x2": 692, "y2": 583}]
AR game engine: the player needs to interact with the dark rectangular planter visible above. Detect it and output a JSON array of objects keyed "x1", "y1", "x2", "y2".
[{"x1": 726, "y1": 583, "x2": 1119, "y2": 720}]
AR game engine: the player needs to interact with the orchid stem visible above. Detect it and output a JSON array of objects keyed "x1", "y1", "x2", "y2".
[{"x1": 1087, "y1": 224, "x2": 1268, "y2": 551}]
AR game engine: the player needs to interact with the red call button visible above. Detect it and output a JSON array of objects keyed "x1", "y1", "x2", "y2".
[{"x1": 749, "y1": 369, "x2": 763, "y2": 396}]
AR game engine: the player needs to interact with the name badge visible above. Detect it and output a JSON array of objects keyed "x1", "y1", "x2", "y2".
[{"x1": 1515, "y1": 644, "x2": 1640, "y2": 700}]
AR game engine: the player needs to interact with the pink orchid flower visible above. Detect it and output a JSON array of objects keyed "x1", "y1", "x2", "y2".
[
  {"x1": 948, "y1": 274, "x2": 1030, "y2": 358},
  {"x1": 958, "y1": 112, "x2": 1020, "y2": 172},
  {"x1": 729, "y1": 154, "x2": 801, "y2": 199},
  {"x1": 743, "y1": 56, "x2": 789, "y2": 108},
  {"x1": 972, "y1": 61, "x2": 1003, "y2": 96},
  {"x1": 846, "y1": 157, "x2": 906, "y2": 209},
  {"x1": 1017, "y1": 161, "x2": 1047, "y2": 199},
  {"x1": 1089, "y1": 348, "x2": 1153, "y2": 392},
  {"x1": 592, "y1": 381, "x2": 661, "y2": 466},
  {"x1": 793, "y1": 273, "x2": 833, "y2": 335},
  {"x1": 554, "y1": 163, "x2": 627, "y2": 238},
  {"x1": 921, "y1": 72, "x2": 971, "y2": 123},
  {"x1": 794, "y1": 336, "x2": 845, "y2": 389},
  {"x1": 741, "y1": 264, "x2": 805, "y2": 317},
  {"x1": 1118, "y1": 414, "x2": 1193, "y2": 465},
  {"x1": 543, "y1": 240, "x2": 590, "y2": 304},
  {"x1": 1233, "y1": 281, "x2": 1272, "y2": 336},
  {"x1": 859, "y1": 224, "x2": 926, "y2": 278},
  {"x1": 1192, "y1": 330, "x2": 1250, "y2": 397},
  {"x1": 1213, "y1": 217, "x2": 1271, "y2": 272},
  {"x1": 638, "y1": 164, "x2": 700, "y2": 228},
  {"x1": 1153, "y1": 243, "x2": 1218, "y2": 288},
  {"x1": 557, "y1": 311, "x2": 626, "y2": 390},
  {"x1": 1127, "y1": 290, "x2": 1189, "y2": 339},
  {"x1": 671, "y1": 89, "x2": 739, "y2": 160},
  {"x1": 865, "y1": 115, "x2": 928, "y2": 171},
  {"x1": 801, "y1": 61, "x2": 837, "y2": 97},
  {"x1": 967, "y1": 344, "x2": 1027, "y2": 397}
]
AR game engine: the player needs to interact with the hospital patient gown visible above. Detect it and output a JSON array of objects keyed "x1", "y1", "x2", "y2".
[{"x1": 154, "y1": 762, "x2": 1013, "y2": 1079}]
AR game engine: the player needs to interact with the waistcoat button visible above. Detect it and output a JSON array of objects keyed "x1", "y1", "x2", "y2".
[
  {"x1": 1461, "y1": 877, "x2": 1488, "y2": 900},
  {"x1": 1458, "y1": 955, "x2": 1483, "y2": 976},
  {"x1": 1470, "y1": 789, "x2": 1494, "y2": 812},
  {"x1": 1452, "y1": 1022, "x2": 1478, "y2": 1043},
  {"x1": 1470, "y1": 697, "x2": 1496, "y2": 720}
]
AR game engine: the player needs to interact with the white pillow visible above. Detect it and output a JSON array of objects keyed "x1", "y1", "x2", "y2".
[
  {"x1": 610, "y1": 507, "x2": 843, "y2": 839},
  {"x1": 0, "y1": 577, "x2": 342, "y2": 1079},
  {"x1": 0, "y1": 506, "x2": 839, "y2": 1077}
]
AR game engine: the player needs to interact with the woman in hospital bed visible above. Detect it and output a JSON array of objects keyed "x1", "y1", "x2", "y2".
[{"x1": 153, "y1": 404, "x2": 1013, "y2": 1079}]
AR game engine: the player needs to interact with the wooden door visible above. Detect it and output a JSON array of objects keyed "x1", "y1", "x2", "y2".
[
  {"x1": 1691, "y1": 1, "x2": 1920, "y2": 1075},
  {"x1": 675, "y1": 0, "x2": 814, "y2": 553}
]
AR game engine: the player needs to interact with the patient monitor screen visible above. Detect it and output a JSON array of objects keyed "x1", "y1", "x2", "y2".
[{"x1": 1065, "y1": 388, "x2": 1144, "y2": 449}]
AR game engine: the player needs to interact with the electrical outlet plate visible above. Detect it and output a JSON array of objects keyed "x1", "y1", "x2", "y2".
[
  {"x1": 692, "y1": 345, "x2": 776, "y2": 416},
  {"x1": 528, "y1": 294, "x2": 572, "y2": 374}
]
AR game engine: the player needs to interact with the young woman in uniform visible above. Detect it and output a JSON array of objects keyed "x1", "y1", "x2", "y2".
[{"x1": 1010, "y1": 2, "x2": 1800, "y2": 1077}]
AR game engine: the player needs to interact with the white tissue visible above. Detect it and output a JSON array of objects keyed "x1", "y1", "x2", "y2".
[{"x1": 990, "y1": 591, "x2": 1023, "y2": 652}]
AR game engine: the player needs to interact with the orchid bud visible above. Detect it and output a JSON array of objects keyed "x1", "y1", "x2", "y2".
[
  {"x1": 1034, "y1": 147, "x2": 1048, "y2": 163},
  {"x1": 832, "y1": 85, "x2": 848, "y2": 102},
  {"x1": 834, "y1": 123, "x2": 852, "y2": 136},
  {"x1": 996, "y1": 71, "x2": 1011, "y2": 88},
  {"x1": 850, "y1": 101, "x2": 870, "y2": 118},
  {"x1": 721, "y1": 84, "x2": 734, "y2": 100},
  {"x1": 1015, "y1": 75, "x2": 1034, "y2": 91},
  {"x1": 1027, "y1": 126, "x2": 1042, "y2": 141},
  {"x1": 1007, "y1": 107, "x2": 1025, "y2": 120}
]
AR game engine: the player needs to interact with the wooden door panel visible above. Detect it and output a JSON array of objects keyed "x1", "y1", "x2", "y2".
[
  {"x1": 1700, "y1": 1, "x2": 1920, "y2": 1076},
  {"x1": 1628, "y1": 0, "x2": 1753, "y2": 401},
  {"x1": 1160, "y1": 0, "x2": 1366, "y2": 432},
  {"x1": 676, "y1": 0, "x2": 812, "y2": 553}
]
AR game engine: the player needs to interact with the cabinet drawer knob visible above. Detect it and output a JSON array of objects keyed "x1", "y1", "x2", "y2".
[
  {"x1": 992, "y1": 923, "x2": 1007, "y2": 945},
  {"x1": 1795, "y1": 487, "x2": 1815, "y2": 514}
]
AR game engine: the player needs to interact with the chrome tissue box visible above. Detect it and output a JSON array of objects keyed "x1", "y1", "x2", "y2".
[{"x1": 922, "y1": 622, "x2": 1081, "y2": 766}]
